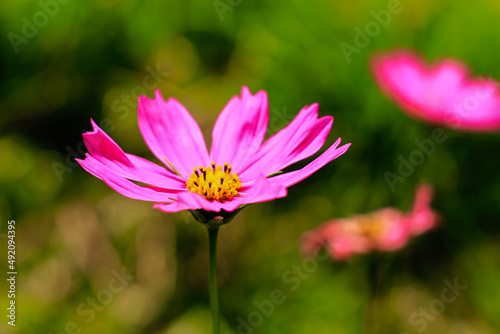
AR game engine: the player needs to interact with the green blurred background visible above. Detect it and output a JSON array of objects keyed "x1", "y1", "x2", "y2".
[{"x1": 1, "y1": 0, "x2": 500, "y2": 333}]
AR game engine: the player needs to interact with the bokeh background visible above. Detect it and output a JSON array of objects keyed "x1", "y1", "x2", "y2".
[{"x1": 1, "y1": 0, "x2": 500, "y2": 333}]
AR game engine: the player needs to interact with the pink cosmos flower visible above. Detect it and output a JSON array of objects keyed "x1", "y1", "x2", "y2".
[
  {"x1": 371, "y1": 49, "x2": 500, "y2": 132},
  {"x1": 301, "y1": 184, "x2": 438, "y2": 261},
  {"x1": 77, "y1": 87, "x2": 350, "y2": 220}
]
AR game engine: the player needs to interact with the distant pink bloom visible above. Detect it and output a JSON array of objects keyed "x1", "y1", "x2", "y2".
[
  {"x1": 371, "y1": 49, "x2": 500, "y2": 132},
  {"x1": 77, "y1": 87, "x2": 350, "y2": 217},
  {"x1": 302, "y1": 184, "x2": 438, "y2": 261},
  {"x1": 407, "y1": 183, "x2": 437, "y2": 236}
]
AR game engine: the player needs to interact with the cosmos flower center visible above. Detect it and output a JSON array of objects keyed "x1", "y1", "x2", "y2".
[
  {"x1": 186, "y1": 162, "x2": 242, "y2": 202},
  {"x1": 363, "y1": 218, "x2": 385, "y2": 238},
  {"x1": 352, "y1": 215, "x2": 385, "y2": 238}
]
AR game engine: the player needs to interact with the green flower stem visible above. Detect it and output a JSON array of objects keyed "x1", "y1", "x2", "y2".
[{"x1": 208, "y1": 226, "x2": 220, "y2": 334}]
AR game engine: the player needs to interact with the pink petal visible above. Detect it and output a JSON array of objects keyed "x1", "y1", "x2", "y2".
[
  {"x1": 305, "y1": 219, "x2": 372, "y2": 261},
  {"x1": 271, "y1": 139, "x2": 351, "y2": 188},
  {"x1": 371, "y1": 50, "x2": 466, "y2": 123},
  {"x1": 327, "y1": 235, "x2": 371, "y2": 261},
  {"x1": 408, "y1": 184, "x2": 439, "y2": 236},
  {"x1": 210, "y1": 86, "x2": 269, "y2": 169},
  {"x1": 239, "y1": 104, "x2": 334, "y2": 179},
  {"x1": 82, "y1": 119, "x2": 186, "y2": 190},
  {"x1": 232, "y1": 174, "x2": 288, "y2": 208},
  {"x1": 373, "y1": 209, "x2": 410, "y2": 251},
  {"x1": 138, "y1": 90, "x2": 210, "y2": 178},
  {"x1": 154, "y1": 191, "x2": 223, "y2": 213},
  {"x1": 443, "y1": 77, "x2": 500, "y2": 131},
  {"x1": 371, "y1": 49, "x2": 500, "y2": 132},
  {"x1": 302, "y1": 219, "x2": 343, "y2": 248},
  {"x1": 77, "y1": 155, "x2": 181, "y2": 202}
]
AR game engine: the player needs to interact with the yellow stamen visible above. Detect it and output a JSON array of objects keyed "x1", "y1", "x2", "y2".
[
  {"x1": 186, "y1": 163, "x2": 242, "y2": 202},
  {"x1": 355, "y1": 213, "x2": 388, "y2": 239}
]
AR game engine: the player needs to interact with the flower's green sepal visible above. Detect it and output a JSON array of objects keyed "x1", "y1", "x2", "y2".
[{"x1": 189, "y1": 205, "x2": 248, "y2": 226}]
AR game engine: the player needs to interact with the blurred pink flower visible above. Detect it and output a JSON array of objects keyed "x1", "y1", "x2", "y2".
[
  {"x1": 302, "y1": 184, "x2": 439, "y2": 261},
  {"x1": 77, "y1": 87, "x2": 350, "y2": 217},
  {"x1": 371, "y1": 49, "x2": 500, "y2": 132}
]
